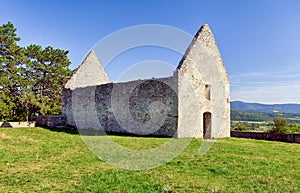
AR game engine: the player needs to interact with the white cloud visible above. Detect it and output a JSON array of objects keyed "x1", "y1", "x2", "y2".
[{"x1": 230, "y1": 70, "x2": 300, "y2": 104}]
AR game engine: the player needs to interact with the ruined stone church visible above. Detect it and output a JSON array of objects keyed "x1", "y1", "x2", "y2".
[{"x1": 62, "y1": 24, "x2": 230, "y2": 138}]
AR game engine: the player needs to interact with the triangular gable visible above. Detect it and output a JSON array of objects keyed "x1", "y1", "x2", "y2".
[
  {"x1": 177, "y1": 24, "x2": 229, "y2": 83},
  {"x1": 65, "y1": 50, "x2": 110, "y2": 90}
]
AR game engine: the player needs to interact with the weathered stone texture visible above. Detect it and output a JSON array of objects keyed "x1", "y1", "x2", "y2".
[
  {"x1": 35, "y1": 116, "x2": 66, "y2": 128},
  {"x1": 63, "y1": 77, "x2": 178, "y2": 137},
  {"x1": 62, "y1": 88, "x2": 74, "y2": 126},
  {"x1": 62, "y1": 50, "x2": 111, "y2": 127}
]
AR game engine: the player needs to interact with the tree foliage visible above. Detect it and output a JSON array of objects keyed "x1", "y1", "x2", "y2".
[
  {"x1": 0, "y1": 21, "x2": 72, "y2": 121},
  {"x1": 231, "y1": 110, "x2": 274, "y2": 122},
  {"x1": 285, "y1": 124, "x2": 300, "y2": 134},
  {"x1": 270, "y1": 116, "x2": 300, "y2": 134},
  {"x1": 231, "y1": 110, "x2": 300, "y2": 124},
  {"x1": 25, "y1": 45, "x2": 72, "y2": 116},
  {"x1": 271, "y1": 116, "x2": 288, "y2": 133}
]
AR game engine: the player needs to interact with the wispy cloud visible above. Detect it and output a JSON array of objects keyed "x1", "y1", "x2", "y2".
[
  {"x1": 230, "y1": 70, "x2": 300, "y2": 104},
  {"x1": 230, "y1": 69, "x2": 300, "y2": 80}
]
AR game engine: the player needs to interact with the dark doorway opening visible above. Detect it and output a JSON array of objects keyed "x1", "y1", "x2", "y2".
[{"x1": 203, "y1": 112, "x2": 211, "y2": 139}]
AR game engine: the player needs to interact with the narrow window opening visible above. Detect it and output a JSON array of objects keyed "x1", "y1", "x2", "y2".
[{"x1": 205, "y1": 85, "x2": 211, "y2": 100}]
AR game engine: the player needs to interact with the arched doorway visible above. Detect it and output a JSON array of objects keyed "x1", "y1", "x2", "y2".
[{"x1": 203, "y1": 112, "x2": 211, "y2": 139}]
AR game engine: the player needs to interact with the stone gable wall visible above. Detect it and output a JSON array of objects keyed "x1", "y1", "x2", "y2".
[{"x1": 177, "y1": 24, "x2": 230, "y2": 138}]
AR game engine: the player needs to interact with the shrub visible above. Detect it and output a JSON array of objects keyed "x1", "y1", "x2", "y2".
[
  {"x1": 270, "y1": 116, "x2": 288, "y2": 133},
  {"x1": 285, "y1": 124, "x2": 300, "y2": 134},
  {"x1": 236, "y1": 123, "x2": 247, "y2": 131}
]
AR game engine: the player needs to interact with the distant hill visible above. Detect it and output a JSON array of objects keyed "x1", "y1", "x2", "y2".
[{"x1": 231, "y1": 101, "x2": 300, "y2": 114}]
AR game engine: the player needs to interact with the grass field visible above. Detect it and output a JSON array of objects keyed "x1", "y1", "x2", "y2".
[{"x1": 0, "y1": 127, "x2": 299, "y2": 192}]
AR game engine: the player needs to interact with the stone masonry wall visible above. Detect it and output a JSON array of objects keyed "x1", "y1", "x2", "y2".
[
  {"x1": 63, "y1": 77, "x2": 178, "y2": 137},
  {"x1": 231, "y1": 131, "x2": 300, "y2": 144}
]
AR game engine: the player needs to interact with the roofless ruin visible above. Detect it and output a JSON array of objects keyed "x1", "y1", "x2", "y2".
[{"x1": 62, "y1": 24, "x2": 230, "y2": 138}]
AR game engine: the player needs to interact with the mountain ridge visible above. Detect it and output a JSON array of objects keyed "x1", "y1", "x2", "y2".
[{"x1": 230, "y1": 101, "x2": 300, "y2": 114}]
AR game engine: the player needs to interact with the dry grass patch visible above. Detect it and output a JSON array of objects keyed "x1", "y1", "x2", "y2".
[{"x1": 0, "y1": 133, "x2": 12, "y2": 140}]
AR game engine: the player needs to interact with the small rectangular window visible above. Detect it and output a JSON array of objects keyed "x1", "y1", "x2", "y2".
[{"x1": 205, "y1": 85, "x2": 211, "y2": 100}]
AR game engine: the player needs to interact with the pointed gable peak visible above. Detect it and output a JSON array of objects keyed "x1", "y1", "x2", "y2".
[
  {"x1": 177, "y1": 24, "x2": 221, "y2": 70},
  {"x1": 64, "y1": 50, "x2": 110, "y2": 90},
  {"x1": 199, "y1": 23, "x2": 211, "y2": 32},
  {"x1": 85, "y1": 50, "x2": 97, "y2": 61},
  {"x1": 176, "y1": 24, "x2": 229, "y2": 83},
  {"x1": 194, "y1": 24, "x2": 218, "y2": 51}
]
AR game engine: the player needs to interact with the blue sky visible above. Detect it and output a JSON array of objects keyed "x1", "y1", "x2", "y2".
[{"x1": 2, "y1": 0, "x2": 300, "y2": 104}]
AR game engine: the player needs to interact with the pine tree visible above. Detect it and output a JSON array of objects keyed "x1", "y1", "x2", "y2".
[
  {"x1": 0, "y1": 21, "x2": 72, "y2": 121},
  {"x1": 25, "y1": 45, "x2": 72, "y2": 116},
  {"x1": 0, "y1": 22, "x2": 24, "y2": 121}
]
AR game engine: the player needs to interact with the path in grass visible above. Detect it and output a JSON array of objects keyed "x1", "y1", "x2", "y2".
[{"x1": 0, "y1": 127, "x2": 299, "y2": 192}]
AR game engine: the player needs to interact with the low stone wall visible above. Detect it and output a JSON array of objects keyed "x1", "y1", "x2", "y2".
[
  {"x1": 35, "y1": 116, "x2": 66, "y2": 128},
  {"x1": 0, "y1": 122, "x2": 35, "y2": 128},
  {"x1": 231, "y1": 131, "x2": 300, "y2": 144}
]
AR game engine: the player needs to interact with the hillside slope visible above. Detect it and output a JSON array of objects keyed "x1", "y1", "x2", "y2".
[{"x1": 231, "y1": 101, "x2": 300, "y2": 114}]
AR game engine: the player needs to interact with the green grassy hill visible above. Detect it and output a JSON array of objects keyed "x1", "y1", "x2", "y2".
[
  {"x1": 231, "y1": 110, "x2": 300, "y2": 123},
  {"x1": 0, "y1": 128, "x2": 299, "y2": 192}
]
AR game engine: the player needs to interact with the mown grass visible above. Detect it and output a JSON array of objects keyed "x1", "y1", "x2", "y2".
[{"x1": 0, "y1": 127, "x2": 299, "y2": 192}]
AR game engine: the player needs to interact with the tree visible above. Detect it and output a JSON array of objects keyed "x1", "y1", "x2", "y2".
[
  {"x1": 25, "y1": 45, "x2": 72, "y2": 116},
  {"x1": 0, "y1": 21, "x2": 72, "y2": 121},
  {"x1": 0, "y1": 22, "x2": 25, "y2": 121},
  {"x1": 18, "y1": 88, "x2": 38, "y2": 122},
  {"x1": 237, "y1": 123, "x2": 247, "y2": 131},
  {"x1": 271, "y1": 116, "x2": 288, "y2": 133}
]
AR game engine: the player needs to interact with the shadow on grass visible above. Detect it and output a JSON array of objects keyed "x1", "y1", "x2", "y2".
[{"x1": 42, "y1": 126, "x2": 174, "y2": 138}]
